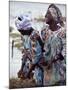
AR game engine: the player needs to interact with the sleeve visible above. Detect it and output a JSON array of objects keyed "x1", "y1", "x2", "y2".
[{"x1": 44, "y1": 41, "x2": 51, "y2": 56}]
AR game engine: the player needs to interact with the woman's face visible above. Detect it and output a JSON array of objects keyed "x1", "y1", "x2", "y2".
[{"x1": 45, "y1": 10, "x2": 53, "y2": 23}]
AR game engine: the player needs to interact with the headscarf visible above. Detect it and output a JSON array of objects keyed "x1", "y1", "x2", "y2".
[
  {"x1": 15, "y1": 14, "x2": 33, "y2": 30},
  {"x1": 45, "y1": 4, "x2": 63, "y2": 26}
]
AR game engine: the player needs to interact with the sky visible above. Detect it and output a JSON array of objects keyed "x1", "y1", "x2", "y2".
[{"x1": 10, "y1": 1, "x2": 66, "y2": 25}]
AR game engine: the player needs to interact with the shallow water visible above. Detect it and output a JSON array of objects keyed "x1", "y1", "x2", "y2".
[{"x1": 10, "y1": 42, "x2": 22, "y2": 78}]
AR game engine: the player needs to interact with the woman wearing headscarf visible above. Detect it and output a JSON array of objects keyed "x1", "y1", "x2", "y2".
[
  {"x1": 15, "y1": 14, "x2": 44, "y2": 51},
  {"x1": 41, "y1": 23, "x2": 65, "y2": 85},
  {"x1": 43, "y1": 4, "x2": 66, "y2": 84},
  {"x1": 15, "y1": 14, "x2": 44, "y2": 81},
  {"x1": 24, "y1": 30, "x2": 44, "y2": 86},
  {"x1": 15, "y1": 14, "x2": 33, "y2": 35},
  {"x1": 45, "y1": 4, "x2": 64, "y2": 31},
  {"x1": 15, "y1": 14, "x2": 33, "y2": 78}
]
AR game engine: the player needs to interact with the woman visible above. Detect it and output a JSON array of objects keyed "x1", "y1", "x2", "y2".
[
  {"x1": 15, "y1": 14, "x2": 44, "y2": 82},
  {"x1": 45, "y1": 4, "x2": 64, "y2": 31},
  {"x1": 41, "y1": 23, "x2": 65, "y2": 85}
]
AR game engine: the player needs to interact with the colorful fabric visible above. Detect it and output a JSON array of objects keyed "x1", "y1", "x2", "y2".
[{"x1": 15, "y1": 14, "x2": 32, "y2": 30}]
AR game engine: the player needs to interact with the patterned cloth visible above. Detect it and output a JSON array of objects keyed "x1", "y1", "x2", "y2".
[
  {"x1": 33, "y1": 66, "x2": 43, "y2": 86},
  {"x1": 31, "y1": 40, "x2": 42, "y2": 64},
  {"x1": 43, "y1": 33, "x2": 62, "y2": 61},
  {"x1": 15, "y1": 14, "x2": 32, "y2": 30}
]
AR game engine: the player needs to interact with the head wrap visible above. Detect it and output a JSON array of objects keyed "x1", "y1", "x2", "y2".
[
  {"x1": 45, "y1": 4, "x2": 63, "y2": 25},
  {"x1": 15, "y1": 14, "x2": 33, "y2": 30}
]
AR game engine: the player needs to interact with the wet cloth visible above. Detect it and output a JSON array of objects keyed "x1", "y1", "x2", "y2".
[
  {"x1": 21, "y1": 50, "x2": 32, "y2": 76},
  {"x1": 31, "y1": 40, "x2": 42, "y2": 64},
  {"x1": 33, "y1": 66, "x2": 43, "y2": 86},
  {"x1": 23, "y1": 59, "x2": 31, "y2": 76},
  {"x1": 43, "y1": 34, "x2": 64, "y2": 83},
  {"x1": 22, "y1": 35, "x2": 31, "y2": 49},
  {"x1": 53, "y1": 60, "x2": 66, "y2": 82},
  {"x1": 44, "y1": 35, "x2": 62, "y2": 62}
]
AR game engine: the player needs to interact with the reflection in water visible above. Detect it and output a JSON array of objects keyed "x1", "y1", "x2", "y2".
[{"x1": 10, "y1": 43, "x2": 22, "y2": 78}]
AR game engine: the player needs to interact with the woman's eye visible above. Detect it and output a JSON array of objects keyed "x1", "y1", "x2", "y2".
[{"x1": 18, "y1": 17, "x2": 22, "y2": 21}]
